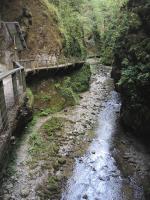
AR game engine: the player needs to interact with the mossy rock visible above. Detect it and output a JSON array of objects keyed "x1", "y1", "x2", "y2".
[
  {"x1": 52, "y1": 161, "x2": 60, "y2": 171},
  {"x1": 47, "y1": 176, "x2": 59, "y2": 191},
  {"x1": 58, "y1": 157, "x2": 66, "y2": 165}
]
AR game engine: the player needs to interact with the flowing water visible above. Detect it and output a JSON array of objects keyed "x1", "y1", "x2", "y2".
[
  {"x1": 62, "y1": 91, "x2": 123, "y2": 200},
  {"x1": 61, "y1": 85, "x2": 150, "y2": 200}
]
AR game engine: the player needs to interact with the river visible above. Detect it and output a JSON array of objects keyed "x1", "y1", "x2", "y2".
[
  {"x1": 61, "y1": 91, "x2": 122, "y2": 200},
  {"x1": 0, "y1": 60, "x2": 150, "y2": 200}
]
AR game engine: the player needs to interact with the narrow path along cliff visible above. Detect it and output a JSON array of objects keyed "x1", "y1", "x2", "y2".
[{"x1": 0, "y1": 60, "x2": 150, "y2": 200}]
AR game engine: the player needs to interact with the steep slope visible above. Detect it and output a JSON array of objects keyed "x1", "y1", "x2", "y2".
[{"x1": 0, "y1": 0, "x2": 62, "y2": 59}]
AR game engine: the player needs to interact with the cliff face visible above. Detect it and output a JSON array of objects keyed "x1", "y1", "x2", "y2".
[
  {"x1": 112, "y1": 0, "x2": 150, "y2": 139},
  {"x1": 0, "y1": 0, "x2": 62, "y2": 59}
]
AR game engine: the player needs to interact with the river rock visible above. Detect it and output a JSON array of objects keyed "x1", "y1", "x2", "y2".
[
  {"x1": 6, "y1": 183, "x2": 13, "y2": 190},
  {"x1": 99, "y1": 176, "x2": 105, "y2": 181},
  {"x1": 3, "y1": 194, "x2": 11, "y2": 200},
  {"x1": 78, "y1": 158, "x2": 83, "y2": 163},
  {"x1": 20, "y1": 188, "x2": 29, "y2": 198},
  {"x1": 58, "y1": 158, "x2": 66, "y2": 165},
  {"x1": 82, "y1": 194, "x2": 88, "y2": 199}
]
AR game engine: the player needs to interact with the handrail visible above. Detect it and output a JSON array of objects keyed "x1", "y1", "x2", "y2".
[
  {"x1": 0, "y1": 66, "x2": 24, "y2": 81},
  {"x1": 17, "y1": 57, "x2": 85, "y2": 72},
  {"x1": 0, "y1": 62, "x2": 26, "y2": 134}
]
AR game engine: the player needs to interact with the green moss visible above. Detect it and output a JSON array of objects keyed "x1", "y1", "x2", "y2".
[
  {"x1": 26, "y1": 88, "x2": 34, "y2": 108},
  {"x1": 55, "y1": 64, "x2": 91, "y2": 106},
  {"x1": 30, "y1": 64, "x2": 91, "y2": 115},
  {"x1": 41, "y1": 95, "x2": 52, "y2": 101},
  {"x1": 28, "y1": 117, "x2": 63, "y2": 159},
  {"x1": 56, "y1": 83, "x2": 79, "y2": 106},
  {"x1": 39, "y1": 103, "x2": 66, "y2": 116},
  {"x1": 58, "y1": 157, "x2": 66, "y2": 165},
  {"x1": 70, "y1": 64, "x2": 91, "y2": 93}
]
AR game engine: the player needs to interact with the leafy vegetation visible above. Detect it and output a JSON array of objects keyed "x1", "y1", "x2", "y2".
[
  {"x1": 55, "y1": 64, "x2": 91, "y2": 105},
  {"x1": 45, "y1": 0, "x2": 127, "y2": 59},
  {"x1": 28, "y1": 117, "x2": 62, "y2": 156},
  {"x1": 83, "y1": 0, "x2": 128, "y2": 62},
  {"x1": 30, "y1": 64, "x2": 91, "y2": 114},
  {"x1": 112, "y1": 0, "x2": 150, "y2": 138}
]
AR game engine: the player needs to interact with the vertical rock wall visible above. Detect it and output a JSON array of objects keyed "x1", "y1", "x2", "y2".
[{"x1": 112, "y1": 0, "x2": 150, "y2": 139}]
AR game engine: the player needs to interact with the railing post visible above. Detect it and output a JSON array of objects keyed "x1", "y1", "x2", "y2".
[
  {"x1": 30, "y1": 60, "x2": 32, "y2": 69},
  {"x1": 13, "y1": 61, "x2": 22, "y2": 85},
  {"x1": 12, "y1": 72, "x2": 19, "y2": 103},
  {"x1": 21, "y1": 68, "x2": 26, "y2": 92},
  {"x1": 0, "y1": 80, "x2": 9, "y2": 130},
  {"x1": 46, "y1": 60, "x2": 48, "y2": 69},
  {"x1": 18, "y1": 70, "x2": 22, "y2": 85}
]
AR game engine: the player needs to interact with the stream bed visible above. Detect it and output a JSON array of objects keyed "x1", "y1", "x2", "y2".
[
  {"x1": 0, "y1": 61, "x2": 150, "y2": 200},
  {"x1": 61, "y1": 90, "x2": 150, "y2": 200},
  {"x1": 61, "y1": 91, "x2": 122, "y2": 200}
]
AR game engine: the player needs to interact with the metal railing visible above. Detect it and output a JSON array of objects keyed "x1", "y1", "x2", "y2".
[
  {"x1": 0, "y1": 62, "x2": 26, "y2": 135},
  {"x1": 18, "y1": 56, "x2": 84, "y2": 71}
]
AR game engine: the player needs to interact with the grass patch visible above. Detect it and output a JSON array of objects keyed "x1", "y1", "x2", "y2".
[
  {"x1": 43, "y1": 117, "x2": 63, "y2": 136},
  {"x1": 55, "y1": 81, "x2": 79, "y2": 106},
  {"x1": 28, "y1": 117, "x2": 63, "y2": 159},
  {"x1": 70, "y1": 64, "x2": 91, "y2": 93},
  {"x1": 30, "y1": 64, "x2": 91, "y2": 115}
]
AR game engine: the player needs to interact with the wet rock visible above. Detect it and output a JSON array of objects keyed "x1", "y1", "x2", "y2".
[
  {"x1": 123, "y1": 155, "x2": 130, "y2": 160},
  {"x1": 121, "y1": 140, "x2": 126, "y2": 145},
  {"x1": 82, "y1": 194, "x2": 88, "y2": 199},
  {"x1": 92, "y1": 167, "x2": 96, "y2": 171},
  {"x1": 99, "y1": 176, "x2": 105, "y2": 181},
  {"x1": 111, "y1": 173, "x2": 119, "y2": 178},
  {"x1": 78, "y1": 158, "x2": 83, "y2": 163}
]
